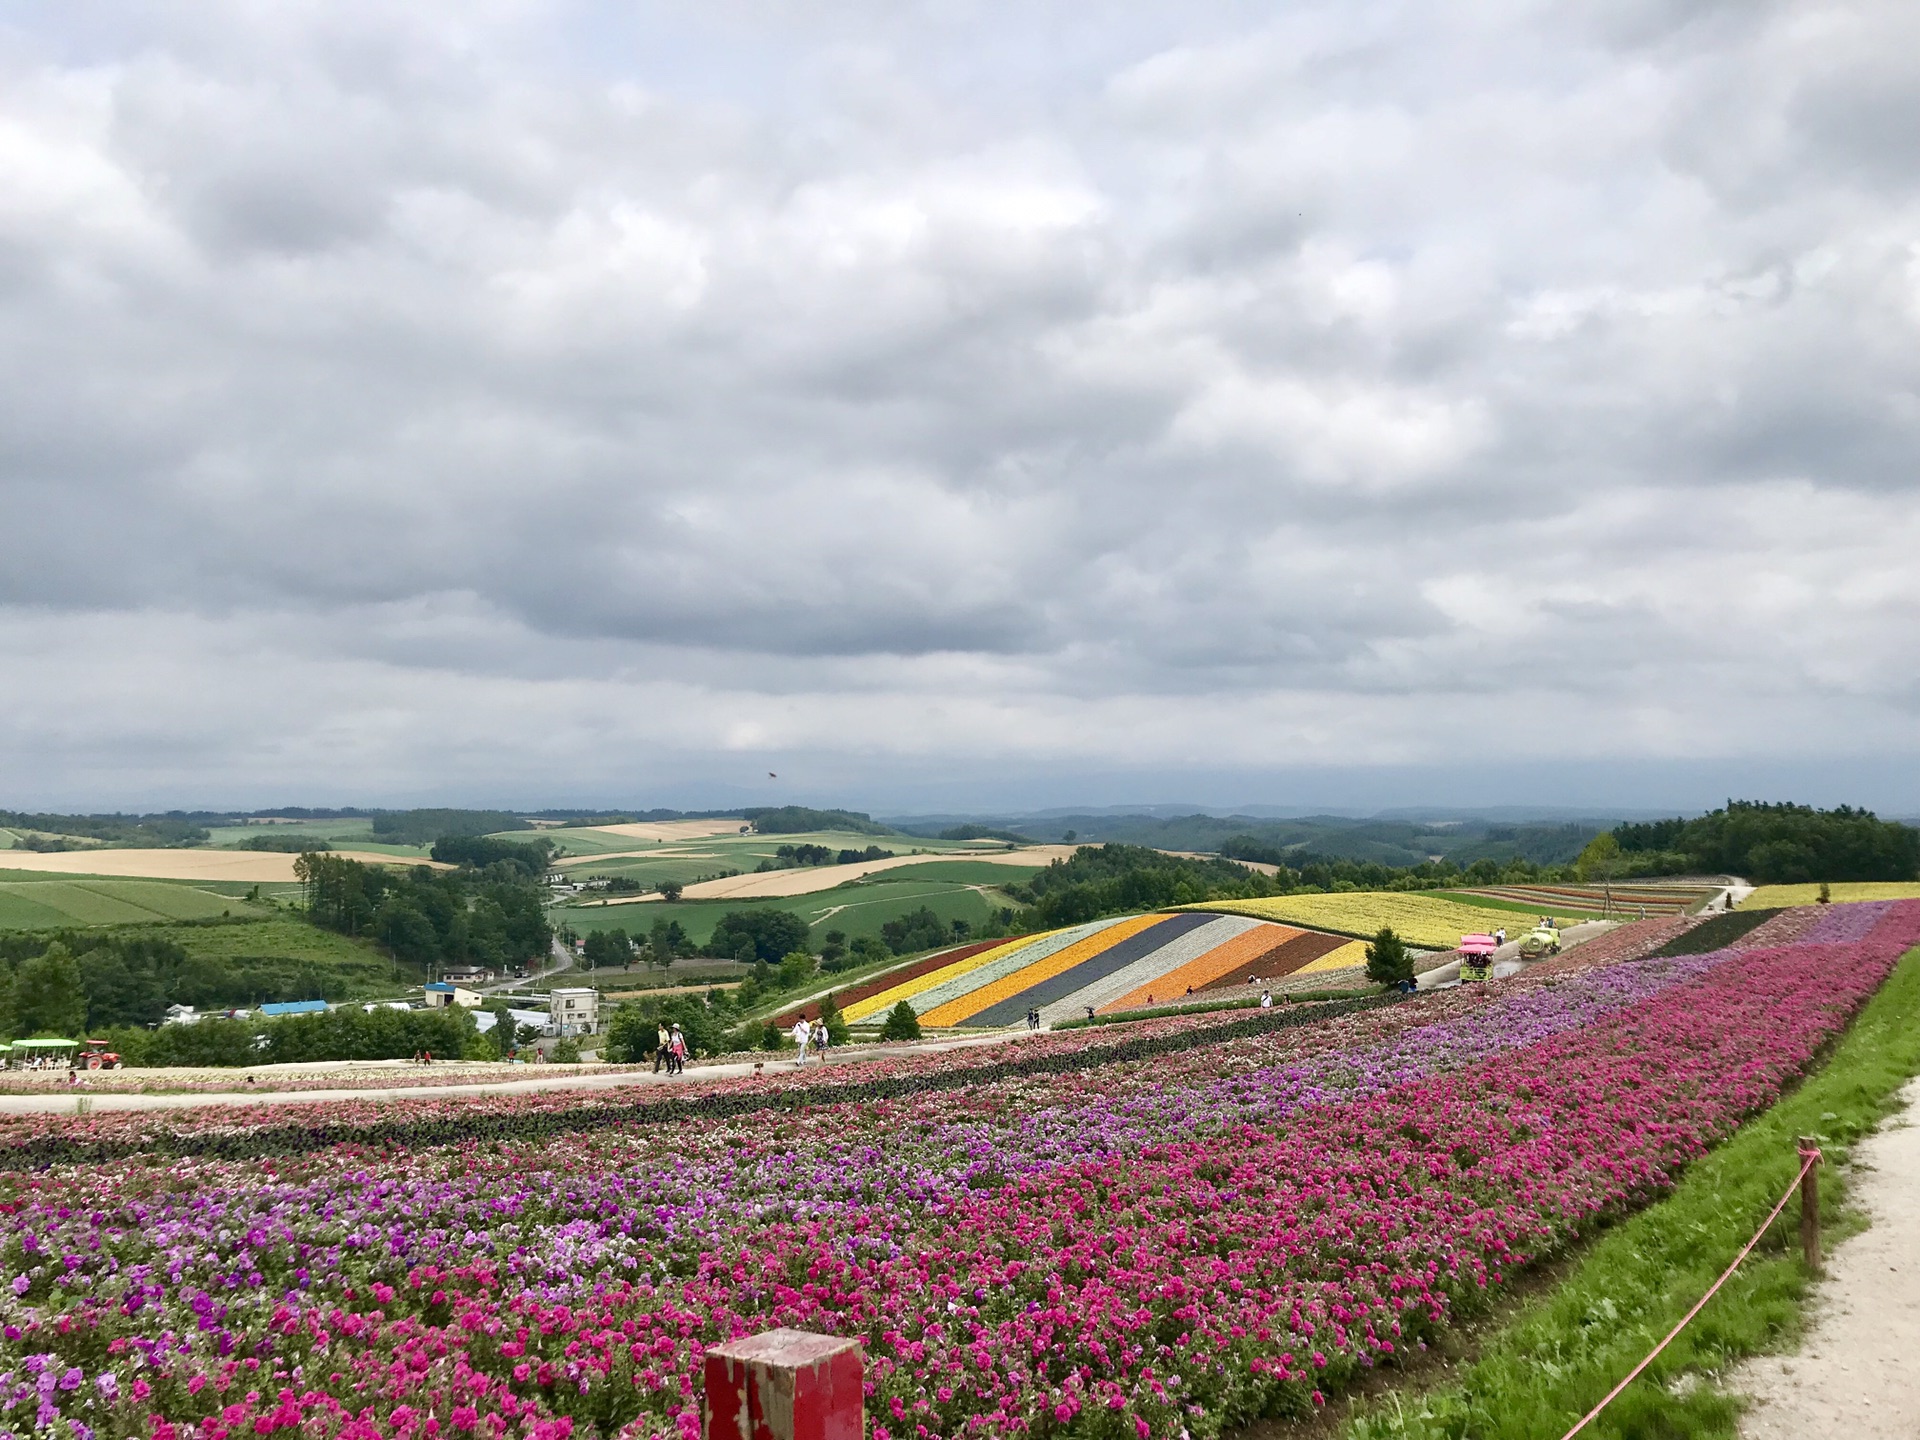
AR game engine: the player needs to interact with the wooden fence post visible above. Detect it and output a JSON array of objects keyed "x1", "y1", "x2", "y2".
[
  {"x1": 704, "y1": 1328, "x2": 864, "y2": 1440},
  {"x1": 1797, "y1": 1136, "x2": 1822, "y2": 1274}
]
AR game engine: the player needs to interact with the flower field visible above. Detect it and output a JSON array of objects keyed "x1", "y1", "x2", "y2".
[
  {"x1": 1186, "y1": 891, "x2": 1522, "y2": 949},
  {"x1": 2, "y1": 901, "x2": 1917, "y2": 1440},
  {"x1": 1742, "y1": 881, "x2": 1920, "y2": 908}
]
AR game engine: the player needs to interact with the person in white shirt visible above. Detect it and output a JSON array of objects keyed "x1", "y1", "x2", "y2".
[
  {"x1": 1260, "y1": 988, "x2": 1273, "y2": 1009},
  {"x1": 792, "y1": 1017, "x2": 813, "y2": 1062}
]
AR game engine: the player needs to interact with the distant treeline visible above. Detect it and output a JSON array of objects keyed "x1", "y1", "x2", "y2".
[
  {"x1": 0, "y1": 811, "x2": 209, "y2": 849},
  {"x1": 1609, "y1": 801, "x2": 1918, "y2": 883},
  {"x1": 370, "y1": 809, "x2": 531, "y2": 845},
  {"x1": 0, "y1": 928, "x2": 383, "y2": 1034},
  {"x1": 93, "y1": 1005, "x2": 480, "y2": 1069},
  {"x1": 889, "y1": 811, "x2": 1599, "y2": 868},
  {"x1": 744, "y1": 807, "x2": 896, "y2": 836}
]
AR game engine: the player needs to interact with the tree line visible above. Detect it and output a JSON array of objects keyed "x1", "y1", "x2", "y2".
[
  {"x1": 1608, "y1": 801, "x2": 1918, "y2": 883},
  {"x1": 295, "y1": 852, "x2": 551, "y2": 972}
]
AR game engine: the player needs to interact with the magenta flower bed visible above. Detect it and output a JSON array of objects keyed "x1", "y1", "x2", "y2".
[{"x1": 2, "y1": 903, "x2": 1917, "y2": 1440}]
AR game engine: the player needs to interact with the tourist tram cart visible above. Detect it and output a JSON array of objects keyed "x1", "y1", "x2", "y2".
[
  {"x1": 8, "y1": 1037, "x2": 80, "y2": 1070},
  {"x1": 1458, "y1": 933, "x2": 1497, "y2": 983}
]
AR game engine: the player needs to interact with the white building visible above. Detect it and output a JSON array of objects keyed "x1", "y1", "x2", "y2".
[{"x1": 549, "y1": 987, "x2": 600, "y2": 1036}]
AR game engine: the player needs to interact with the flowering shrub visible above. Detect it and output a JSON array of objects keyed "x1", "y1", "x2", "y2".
[{"x1": 1, "y1": 902, "x2": 1916, "y2": 1439}]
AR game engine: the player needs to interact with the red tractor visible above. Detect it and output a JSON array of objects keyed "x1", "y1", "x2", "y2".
[{"x1": 80, "y1": 1040, "x2": 122, "y2": 1071}]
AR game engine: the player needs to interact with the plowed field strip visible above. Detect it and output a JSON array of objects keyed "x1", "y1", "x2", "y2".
[
  {"x1": 973, "y1": 914, "x2": 1217, "y2": 1028},
  {"x1": 1035, "y1": 915, "x2": 1263, "y2": 1025},
  {"x1": 775, "y1": 940, "x2": 1002, "y2": 1025},
  {"x1": 884, "y1": 918, "x2": 1131, "y2": 1020},
  {"x1": 919, "y1": 914, "x2": 1167, "y2": 1027},
  {"x1": 842, "y1": 932, "x2": 1048, "y2": 1023},
  {"x1": 1099, "y1": 921, "x2": 1303, "y2": 1012},
  {"x1": 1194, "y1": 929, "x2": 1349, "y2": 993}
]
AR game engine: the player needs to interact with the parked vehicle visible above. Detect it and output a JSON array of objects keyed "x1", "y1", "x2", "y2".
[{"x1": 80, "y1": 1040, "x2": 123, "y2": 1071}]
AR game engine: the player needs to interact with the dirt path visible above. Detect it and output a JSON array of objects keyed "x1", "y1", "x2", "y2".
[
  {"x1": 0, "y1": 1029, "x2": 1036, "y2": 1114},
  {"x1": 1731, "y1": 1078, "x2": 1920, "y2": 1437}
]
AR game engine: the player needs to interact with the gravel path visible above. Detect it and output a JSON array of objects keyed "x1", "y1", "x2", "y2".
[
  {"x1": 1732, "y1": 1078, "x2": 1920, "y2": 1438},
  {"x1": 0, "y1": 1029, "x2": 1035, "y2": 1114}
]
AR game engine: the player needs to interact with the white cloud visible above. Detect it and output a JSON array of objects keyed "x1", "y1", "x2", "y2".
[{"x1": 2, "y1": 0, "x2": 1918, "y2": 810}]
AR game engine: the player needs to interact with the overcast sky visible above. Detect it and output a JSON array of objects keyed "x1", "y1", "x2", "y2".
[{"x1": 3, "y1": 0, "x2": 1918, "y2": 816}]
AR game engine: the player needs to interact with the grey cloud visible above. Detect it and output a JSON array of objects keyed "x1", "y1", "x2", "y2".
[{"x1": 2, "y1": 0, "x2": 1918, "y2": 806}]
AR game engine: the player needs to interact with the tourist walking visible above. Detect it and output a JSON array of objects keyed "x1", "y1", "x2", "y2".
[
  {"x1": 1260, "y1": 988, "x2": 1273, "y2": 1009},
  {"x1": 667, "y1": 1023, "x2": 687, "y2": 1075},
  {"x1": 812, "y1": 1018, "x2": 829, "y2": 1062},
  {"x1": 654, "y1": 1022, "x2": 670, "y2": 1074},
  {"x1": 791, "y1": 1016, "x2": 813, "y2": 1062}
]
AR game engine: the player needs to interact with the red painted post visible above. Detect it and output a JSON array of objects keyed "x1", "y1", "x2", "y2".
[{"x1": 704, "y1": 1328, "x2": 864, "y2": 1440}]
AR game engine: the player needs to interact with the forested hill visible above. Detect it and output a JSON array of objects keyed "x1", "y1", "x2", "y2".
[
  {"x1": 1610, "y1": 801, "x2": 1919, "y2": 883},
  {"x1": 889, "y1": 811, "x2": 1600, "y2": 869}
]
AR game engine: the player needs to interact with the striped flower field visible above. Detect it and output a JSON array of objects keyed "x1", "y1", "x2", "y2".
[{"x1": 1, "y1": 901, "x2": 1914, "y2": 1438}]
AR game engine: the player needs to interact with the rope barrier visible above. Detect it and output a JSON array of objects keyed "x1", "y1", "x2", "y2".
[{"x1": 1557, "y1": 1144, "x2": 1823, "y2": 1440}]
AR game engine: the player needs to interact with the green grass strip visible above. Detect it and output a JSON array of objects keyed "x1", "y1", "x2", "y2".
[{"x1": 1342, "y1": 946, "x2": 1920, "y2": 1440}]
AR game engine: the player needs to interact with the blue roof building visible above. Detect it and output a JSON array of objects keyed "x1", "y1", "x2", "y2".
[{"x1": 258, "y1": 999, "x2": 330, "y2": 1018}]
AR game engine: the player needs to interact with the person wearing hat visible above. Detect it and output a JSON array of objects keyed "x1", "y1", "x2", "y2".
[{"x1": 667, "y1": 1023, "x2": 687, "y2": 1075}]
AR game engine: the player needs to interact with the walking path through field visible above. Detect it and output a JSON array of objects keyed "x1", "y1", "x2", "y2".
[
  {"x1": 0, "y1": 1029, "x2": 1037, "y2": 1115},
  {"x1": 1732, "y1": 1078, "x2": 1920, "y2": 1438}
]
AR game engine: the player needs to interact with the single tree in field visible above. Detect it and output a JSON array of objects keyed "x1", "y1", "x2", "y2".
[
  {"x1": 1575, "y1": 832, "x2": 1623, "y2": 915},
  {"x1": 1365, "y1": 925, "x2": 1413, "y2": 989},
  {"x1": 880, "y1": 1000, "x2": 922, "y2": 1042},
  {"x1": 658, "y1": 880, "x2": 684, "y2": 903}
]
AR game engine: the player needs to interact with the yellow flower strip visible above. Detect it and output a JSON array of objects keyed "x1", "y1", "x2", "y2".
[
  {"x1": 1098, "y1": 922, "x2": 1303, "y2": 1013},
  {"x1": 1293, "y1": 938, "x2": 1368, "y2": 975},
  {"x1": 919, "y1": 913, "x2": 1168, "y2": 1027},
  {"x1": 1182, "y1": 892, "x2": 1506, "y2": 950},
  {"x1": 1743, "y1": 882, "x2": 1920, "y2": 908},
  {"x1": 841, "y1": 932, "x2": 1046, "y2": 1023}
]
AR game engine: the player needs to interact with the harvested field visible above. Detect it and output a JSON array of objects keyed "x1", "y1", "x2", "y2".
[
  {"x1": 579, "y1": 820, "x2": 747, "y2": 842},
  {"x1": 0, "y1": 848, "x2": 444, "y2": 882},
  {"x1": 612, "y1": 846, "x2": 1075, "y2": 901},
  {"x1": 1100, "y1": 921, "x2": 1306, "y2": 1012}
]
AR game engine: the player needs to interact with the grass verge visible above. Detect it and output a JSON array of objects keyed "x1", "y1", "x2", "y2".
[{"x1": 1336, "y1": 946, "x2": 1920, "y2": 1440}]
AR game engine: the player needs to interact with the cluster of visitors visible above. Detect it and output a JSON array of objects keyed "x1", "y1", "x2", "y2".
[
  {"x1": 790, "y1": 1017, "x2": 833, "y2": 1063},
  {"x1": 653, "y1": 1023, "x2": 688, "y2": 1075},
  {"x1": 409, "y1": 1050, "x2": 436, "y2": 1065}
]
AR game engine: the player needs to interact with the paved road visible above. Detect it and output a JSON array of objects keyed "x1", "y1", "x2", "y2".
[{"x1": 0, "y1": 1029, "x2": 1038, "y2": 1115}]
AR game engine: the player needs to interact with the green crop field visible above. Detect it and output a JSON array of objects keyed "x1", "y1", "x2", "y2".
[
  {"x1": 858, "y1": 859, "x2": 1044, "y2": 886},
  {"x1": 549, "y1": 828, "x2": 991, "y2": 887},
  {"x1": 0, "y1": 877, "x2": 267, "y2": 930},
  {"x1": 555, "y1": 874, "x2": 1009, "y2": 950},
  {"x1": 131, "y1": 917, "x2": 415, "y2": 1002},
  {"x1": 0, "y1": 829, "x2": 16, "y2": 850},
  {"x1": 204, "y1": 819, "x2": 435, "y2": 858}
]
